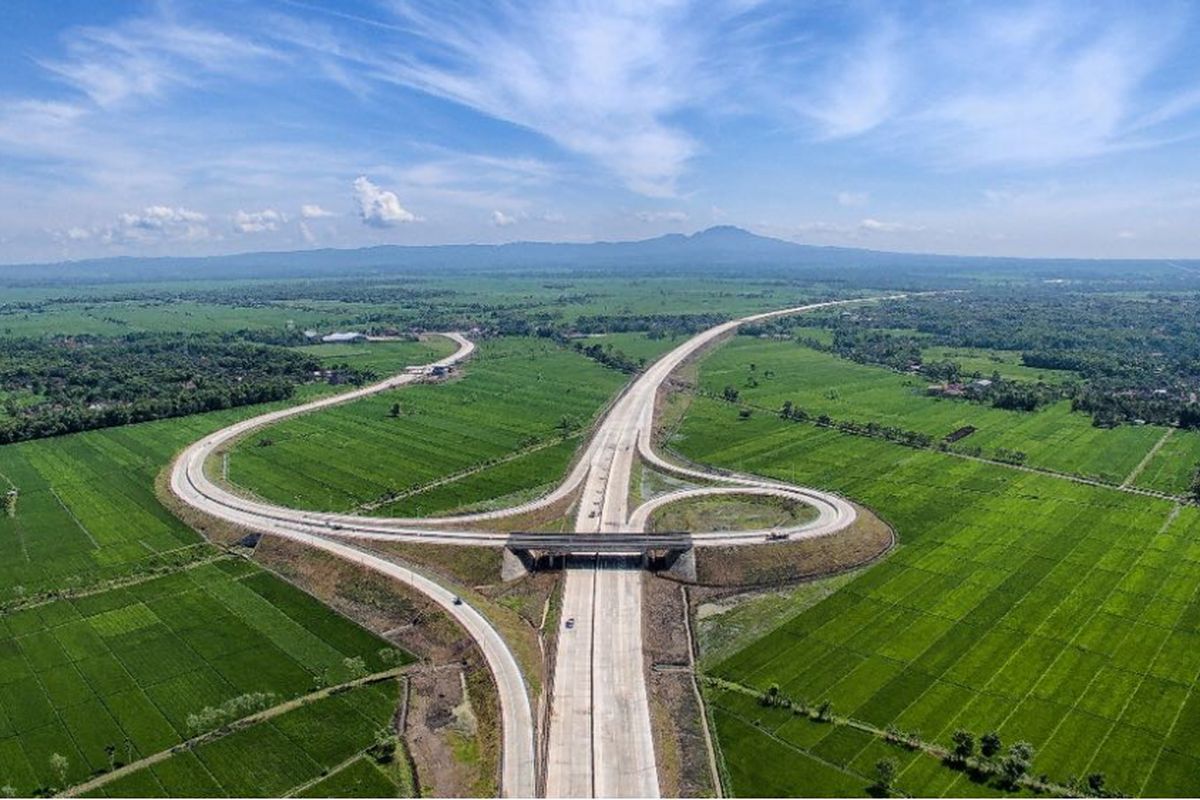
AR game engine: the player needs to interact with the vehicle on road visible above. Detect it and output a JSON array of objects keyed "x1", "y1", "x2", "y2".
[
  {"x1": 565, "y1": 617, "x2": 575, "y2": 629},
  {"x1": 453, "y1": 596, "x2": 463, "y2": 606}
]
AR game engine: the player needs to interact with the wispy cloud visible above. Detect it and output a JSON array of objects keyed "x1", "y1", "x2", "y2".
[
  {"x1": 634, "y1": 210, "x2": 689, "y2": 223},
  {"x1": 6, "y1": 1, "x2": 1200, "y2": 261},
  {"x1": 41, "y1": 13, "x2": 279, "y2": 108},
  {"x1": 300, "y1": 204, "x2": 335, "y2": 219}
]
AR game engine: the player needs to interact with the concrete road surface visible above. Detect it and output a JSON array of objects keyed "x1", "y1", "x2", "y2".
[{"x1": 171, "y1": 299, "x2": 892, "y2": 797}]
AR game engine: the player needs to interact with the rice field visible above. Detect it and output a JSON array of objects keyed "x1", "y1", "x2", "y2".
[
  {"x1": 83, "y1": 681, "x2": 405, "y2": 797},
  {"x1": 294, "y1": 336, "x2": 458, "y2": 375},
  {"x1": 677, "y1": 392, "x2": 1200, "y2": 796},
  {"x1": 699, "y1": 337, "x2": 1177, "y2": 488},
  {"x1": 0, "y1": 390, "x2": 409, "y2": 796},
  {"x1": 227, "y1": 337, "x2": 631, "y2": 514}
]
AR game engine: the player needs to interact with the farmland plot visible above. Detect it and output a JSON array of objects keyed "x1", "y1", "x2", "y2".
[
  {"x1": 227, "y1": 337, "x2": 630, "y2": 514},
  {"x1": 699, "y1": 337, "x2": 1170, "y2": 486},
  {"x1": 0, "y1": 561, "x2": 406, "y2": 796},
  {"x1": 294, "y1": 336, "x2": 457, "y2": 375},
  {"x1": 677, "y1": 393, "x2": 1200, "y2": 797},
  {"x1": 0, "y1": 387, "x2": 416, "y2": 796},
  {"x1": 85, "y1": 682, "x2": 404, "y2": 797}
]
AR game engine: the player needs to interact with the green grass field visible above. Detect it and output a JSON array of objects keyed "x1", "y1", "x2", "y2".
[
  {"x1": 0, "y1": 388, "x2": 410, "y2": 796},
  {"x1": 920, "y1": 345, "x2": 1077, "y2": 383},
  {"x1": 677, "y1": 392, "x2": 1200, "y2": 797},
  {"x1": 700, "y1": 336, "x2": 1176, "y2": 488},
  {"x1": 85, "y1": 681, "x2": 404, "y2": 797},
  {"x1": 294, "y1": 336, "x2": 457, "y2": 374},
  {"x1": 227, "y1": 337, "x2": 631, "y2": 515}
]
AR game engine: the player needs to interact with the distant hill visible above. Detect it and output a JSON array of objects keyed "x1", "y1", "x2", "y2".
[{"x1": 0, "y1": 226, "x2": 1193, "y2": 286}]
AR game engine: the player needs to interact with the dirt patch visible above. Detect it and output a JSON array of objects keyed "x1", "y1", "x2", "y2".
[
  {"x1": 253, "y1": 538, "x2": 502, "y2": 795},
  {"x1": 364, "y1": 541, "x2": 504, "y2": 587},
  {"x1": 406, "y1": 665, "x2": 499, "y2": 797},
  {"x1": 642, "y1": 574, "x2": 717, "y2": 798},
  {"x1": 689, "y1": 501, "x2": 893, "y2": 588}
]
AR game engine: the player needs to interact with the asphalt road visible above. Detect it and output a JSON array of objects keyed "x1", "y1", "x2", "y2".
[{"x1": 171, "y1": 299, "x2": 889, "y2": 797}]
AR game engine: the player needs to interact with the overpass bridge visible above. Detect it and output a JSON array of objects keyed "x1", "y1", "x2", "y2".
[{"x1": 502, "y1": 532, "x2": 697, "y2": 579}]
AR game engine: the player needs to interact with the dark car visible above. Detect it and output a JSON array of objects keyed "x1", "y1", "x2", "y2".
[{"x1": 565, "y1": 617, "x2": 575, "y2": 629}]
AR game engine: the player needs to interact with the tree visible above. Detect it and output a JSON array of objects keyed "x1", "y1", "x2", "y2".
[
  {"x1": 342, "y1": 655, "x2": 368, "y2": 679},
  {"x1": 389, "y1": 402, "x2": 401, "y2": 418},
  {"x1": 50, "y1": 753, "x2": 69, "y2": 789},
  {"x1": 105, "y1": 743, "x2": 117, "y2": 771},
  {"x1": 722, "y1": 385, "x2": 740, "y2": 403},
  {"x1": 738, "y1": 408, "x2": 752, "y2": 420},
  {"x1": 951, "y1": 729, "x2": 975, "y2": 762},
  {"x1": 1086, "y1": 772, "x2": 1107, "y2": 797},
  {"x1": 369, "y1": 726, "x2": 395, "y2": 763},
  {"x1": 1, "y1": 785, "x2": 17, "y2": 798},
  {"x1": 980, "y1": 731, "x2": 1002, "y2": 759},
  {"x1": 1000, "y1": 741, "x2": 1034, "y2": 787},
  {"x1": 780, "y1": 400, "x2": 794, "y2": 419},
  {"x1": 816, "y1": 700, "x2": 833, "y2": 722},
  {"x1": 873, "y1": 758, "x2": 897, "y2": 796}
]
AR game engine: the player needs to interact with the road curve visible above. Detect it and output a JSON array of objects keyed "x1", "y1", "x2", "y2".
[
  {"x1": 169, "y1": 333, "x2": 537, "y2": 798},
  {"x1": 170, "y1": 297, "x2": 894, "y2": 798}
]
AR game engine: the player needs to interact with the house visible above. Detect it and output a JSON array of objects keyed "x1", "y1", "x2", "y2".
[
  {"x1": 321, "y1": 332, "x2": 367, "y2": 344},
  {"x1": 927, "y1": 383, "x2": 965, "y2": 398}
]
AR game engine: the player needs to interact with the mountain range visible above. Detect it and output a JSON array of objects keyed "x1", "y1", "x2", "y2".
[{"x1": 0, "y1": 226, "x2": 1192, "y2": 286}]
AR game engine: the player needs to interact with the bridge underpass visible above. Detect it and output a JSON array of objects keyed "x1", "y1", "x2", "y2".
[{"x1": 501, "y1": 533, "x2": 697, "y2": 581}]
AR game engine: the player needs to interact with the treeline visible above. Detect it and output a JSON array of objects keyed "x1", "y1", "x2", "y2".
[
  {"x1": 569, "y1": 341, "x2": 644, "y2": 373},
  {"x1": 800, "y1": 291, "x2": 1200, "y2": 428},
  {"x1": 0, "y1": 333, "x2": 324, "y2": 444},
  {"x1": 821, "y1": 328, "x2": 1064, "y2": 413},
  {"x1": 570, "y1": 313, "x2": 727, "y2": 338}
]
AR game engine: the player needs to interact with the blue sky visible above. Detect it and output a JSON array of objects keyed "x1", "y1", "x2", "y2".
[{"x1": 2, "y1": 0, "x2": 1200, "y2": 263}]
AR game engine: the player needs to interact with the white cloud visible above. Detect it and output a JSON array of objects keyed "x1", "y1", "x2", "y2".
[
  {"x1": 233, "y1": 208, "x2": 287, "y2": 233},
  {"x1": 119, "y1": 205, "x2": 206, "y2": 229},
  {"x1": 300, "y1": 203, "x2": 335, "y2": 218},
  {"x1": 802, "y1": 24, "x2": 902, "y2": 139},
  {"x1": 859, "y1": 218, "x2": 923, "y2": 233},
  {"x1": 837, "y1": 191, "x2": 869, "y2": 207},
  {"x1": 41, "y1": 15, "x2": 279, "y2": 108},
  {"x1": 353, "y1": 176, "x2": 418, "y2": 227},
  {"x1": 299, "y1": 220, "x2": 317, "y2": 244},
  {"x1": 279, "y1": 3, "x2": 756, "y2": 196},
  {"x1": 70, "y1": 205, "x2": 213, "y2": 245},
  {"x1": 635, "y1": 210, "x2": 688, "y2": 223},
  {"x1": 491, "y1": 210, "x2": 518, "y2": 227}
]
